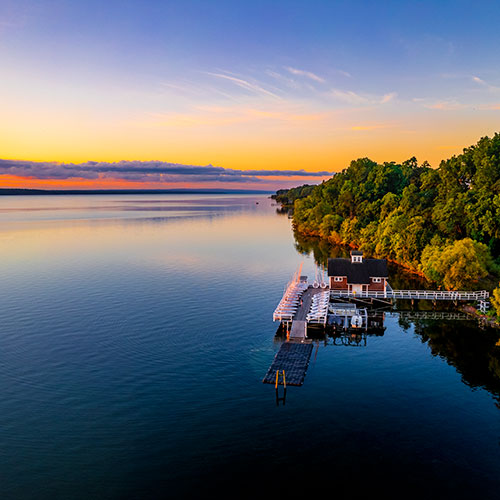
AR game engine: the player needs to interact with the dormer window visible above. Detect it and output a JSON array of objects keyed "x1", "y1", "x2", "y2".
[{"x1": 350, "y1": 250, "x2": 363, "y2": 263}]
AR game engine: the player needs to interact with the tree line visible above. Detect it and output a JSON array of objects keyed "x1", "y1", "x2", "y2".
[{"x1": 278, "y1": 133, "x2": 500, "y2": 291}]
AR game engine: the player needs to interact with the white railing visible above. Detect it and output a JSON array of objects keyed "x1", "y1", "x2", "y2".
[
  {"x1": 330, "y1": 289, "x2": 489, "y2": 301},
  {"x1": 395, "y1": 311, "x2": 471, "y2": 320},
  {"x1": 273, "y1": 281, "x2": 309, "y2": 321}
]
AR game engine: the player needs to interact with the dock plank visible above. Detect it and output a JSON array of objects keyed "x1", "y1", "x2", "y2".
[
  {"x1": 289, "y1": 320, "x2": 307, "y2": 339},
  {"x1": 262, "y1": 342, "x2": 313, "y2": 386}
]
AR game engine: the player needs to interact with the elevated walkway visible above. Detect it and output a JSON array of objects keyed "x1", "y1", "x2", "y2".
[{"x1": 330, "y1": 289, "x2": 489, "y2": 301}]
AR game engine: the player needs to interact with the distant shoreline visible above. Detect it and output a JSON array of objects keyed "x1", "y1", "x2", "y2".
[{"x1": 0, "y1": 188, "x2": 274, "y2": 196}]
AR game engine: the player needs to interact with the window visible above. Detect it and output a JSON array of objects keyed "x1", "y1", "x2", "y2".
[
  {"x1": 372, "y1": 277, "x2": 382, "y2": 283},
  {"x1": 352, "y1": 256, "x2": 362, "y2": 263},
  {"x1": 334, "y1": 277, "x2": 343, "y2": 282}
]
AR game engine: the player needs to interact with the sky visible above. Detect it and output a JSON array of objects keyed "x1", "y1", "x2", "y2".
[{"x1": 1, "y1": 0, "x2": 500, "y2": 190}]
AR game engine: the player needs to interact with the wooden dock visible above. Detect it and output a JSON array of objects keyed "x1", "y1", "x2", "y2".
[
  {"x1": 266, "y1": 271, "x2": 491, "y2": 390},
  {"x1": 289, "y1": 320, "x2": 307, "y2": 340},
  {"x1": 262, "y1": 342, "x2": 313, "y2": 386}
]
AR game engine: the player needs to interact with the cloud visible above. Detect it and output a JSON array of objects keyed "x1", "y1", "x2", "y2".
[
  {"x1": 0, "y1": 159, "x2": 333, "y2": 184},
  {"x1": 330, "y1": 88, "x2": 396, "y2": 106},
  {"x1": 380, "y1": 92, "x2": 397, "y2": 103},
  {"x1": 472, "y1": 76, "x2": 487, "y2": 85},
  {"x1": 330, "y1": 89, "x2": 368, "y2": 104},
  {"x1": 424, "y1": 100, "x2": 465, "y2": 110},
  {"x1": 479, "y1": 103, "x2": 500, "y2": 110},
  {"x1": 284, "y1": 66, "x2": 325, "y2": 83},
  {"x1": 205, "y1": 72, "x2": 281, "y2": 99},
  {"x1": 150, "y1": 105, "x2": 324, "y2": 127},
  {"x1": 471, "y1": 75, "x2": 500, "y2": 92}
]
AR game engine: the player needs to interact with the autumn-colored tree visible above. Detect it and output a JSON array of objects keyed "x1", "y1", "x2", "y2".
[{"x1": 491, "y1": 284, "x2": 500, "y2": 317}]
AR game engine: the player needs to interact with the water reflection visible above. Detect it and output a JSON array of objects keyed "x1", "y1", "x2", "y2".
[
  {"x1": 0, "y1": 193, "x2": 499, "y2": 498},
  {"x1": 410, "y1": 319, "x2": 500, "y2": 408},
  {"x1": 330, "y1": 331, "x2": 367, "y2": 347},
  {"x1": 272, "y1": 287, "x2": 500, "y2": 405}
]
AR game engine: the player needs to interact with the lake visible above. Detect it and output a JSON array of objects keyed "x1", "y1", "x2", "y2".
[{"x1": 0, "y1": 194, "x2": 499, "y2": 499}]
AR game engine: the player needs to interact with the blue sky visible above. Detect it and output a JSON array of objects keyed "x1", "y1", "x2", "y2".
[{"x1": 1, "y1": 0, "x2": 499, "y2": 189}]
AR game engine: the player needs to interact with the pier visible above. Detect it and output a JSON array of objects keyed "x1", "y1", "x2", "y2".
[
  {"x1": 289, "y1": 320, "x2": 307, "y2": 340},
  {"x1": 266, "y1": 264, "x2": 491, "y2": 388},
  {"x1": 272, "y1": 271, "x2": 490, "y2": 335}
]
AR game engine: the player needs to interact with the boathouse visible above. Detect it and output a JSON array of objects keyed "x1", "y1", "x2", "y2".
[{"x1": 328, "y1": 251, "x2": 388, "y2": 294}]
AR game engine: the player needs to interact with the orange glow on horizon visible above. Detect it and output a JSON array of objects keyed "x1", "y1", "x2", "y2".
[{"x1": 0, "y1": 174, "x2": 331, "y2": 191}]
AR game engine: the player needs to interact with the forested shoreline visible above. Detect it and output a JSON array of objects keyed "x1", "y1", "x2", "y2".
[{"x1": 274, "y1": 133, "x2": 500, "y2": 296}]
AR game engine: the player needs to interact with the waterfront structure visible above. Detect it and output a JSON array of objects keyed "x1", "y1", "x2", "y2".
[
  {"x1": 328, "y1": 250, "x2": 388, "y2": 294},
  {"x1": 267, "y1": 264, "x2": 490, "y2": 387}
]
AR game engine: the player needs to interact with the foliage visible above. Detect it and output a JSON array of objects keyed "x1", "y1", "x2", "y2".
[
  {"x1": 272, "y1": 184, "x2": 316, "y2": 206},
  {"x1": 491, "y1": 284, "x2": 500, "y2": 317},
  {"x1": 420, "y1": 238, "x2": 493, "y2": 290},
  {"x1": 277, "y1": 133, "x2": 500, "y2": 289}
]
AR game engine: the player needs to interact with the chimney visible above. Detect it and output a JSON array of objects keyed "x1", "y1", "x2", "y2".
[{"x1": 351, "y1": 250, "x2": 363, "y2": 263}]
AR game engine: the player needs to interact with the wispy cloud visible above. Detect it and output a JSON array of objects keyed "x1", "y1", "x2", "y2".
[
  {"x1": 380, "y1": 92, "x2": 397, "y2": 104},
  {"x1": 330, "y1": 88, "x2": 368, "y2": 104},
  {"x1": 204, "y1": 72, "x2": 281, "y2": 99},
  {"x1": 424, "y1": 100, "x2": 465, "y2": 110},
  {"x1": 0, "y1": 159, "x2": 333, "y2": 184},
  {"x1": 471, "y1": 75, "x2": 500, "y2": 92},
  {"x1": 329, "y1": 88, "x2": 396, "y2": 106},
  {"x1": 150, "y1": 105, "x2": 324, "y2": 128},
  {"x1": 479, "y1": 103, "x2": 500, "y2": 110},
  {"x1": 265, "y1": 69, "x2": 310, "y2": 91},
  {"x1": 472, "y1": 76, "x2": 487, "y2": 85},
  {"x1": 284, "y1": 66, "x2": 325, "y2": 83}
]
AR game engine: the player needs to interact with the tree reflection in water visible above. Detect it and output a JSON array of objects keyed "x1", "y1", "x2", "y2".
[{"x1": 292, "y1": 230, "x2": 500, "y2": 408}]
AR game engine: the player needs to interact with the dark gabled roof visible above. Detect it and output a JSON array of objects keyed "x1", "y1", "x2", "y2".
[{"x1": 327, "y1": 258, "x2": 388, "y2": 284}]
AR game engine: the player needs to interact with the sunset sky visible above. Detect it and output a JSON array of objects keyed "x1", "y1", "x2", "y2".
[{"x1": 1, "y1": 0, "x2": 500, "y2": 190}]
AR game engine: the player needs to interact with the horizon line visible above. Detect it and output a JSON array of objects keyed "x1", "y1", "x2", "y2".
[{"x1": 0, "y1": 187, "x2": 278, "y2": 196}]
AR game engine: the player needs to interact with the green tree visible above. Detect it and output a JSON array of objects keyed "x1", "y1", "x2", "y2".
[
  {"x1": 279, "y1": 133, "x2": 500, "y2": 291},
  {"x1": 422, "y1": 238, "x2": 494, "y2": 289}
]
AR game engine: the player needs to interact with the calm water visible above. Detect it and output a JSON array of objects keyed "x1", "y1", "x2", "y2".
[{"x1": 0, "y1": 194, "x2": 499, "y2": 499}]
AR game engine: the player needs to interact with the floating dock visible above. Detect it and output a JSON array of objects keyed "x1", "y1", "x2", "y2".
[{"x1": 262, "y1": 342, "x2": 313, "y2": 386}]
